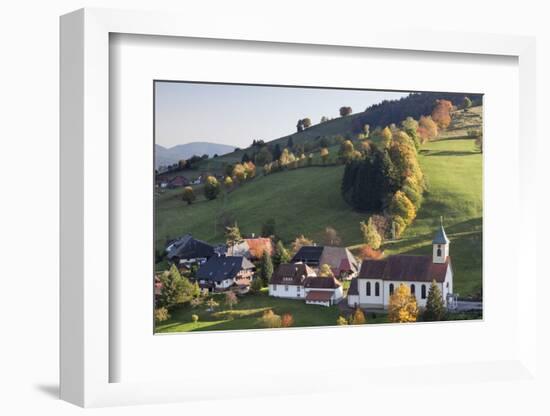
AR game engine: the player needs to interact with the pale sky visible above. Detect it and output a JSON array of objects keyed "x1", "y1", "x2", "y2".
[{"x1": 155, "y1": 82, "x2": 410, "y2": 149}]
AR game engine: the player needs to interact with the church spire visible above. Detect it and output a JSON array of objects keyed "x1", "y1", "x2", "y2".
[{"x1": 432, "y1": 217, "x2": 450, "y2": 263}]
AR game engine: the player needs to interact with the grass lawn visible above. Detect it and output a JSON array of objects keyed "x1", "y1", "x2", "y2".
[{"x1": 156, "y1": 289, "x2": 350, "y2": 333}]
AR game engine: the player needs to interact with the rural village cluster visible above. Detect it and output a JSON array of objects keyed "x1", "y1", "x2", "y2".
[{"x1": 155, "y1": 220, "x2": 457, "y2": 325}]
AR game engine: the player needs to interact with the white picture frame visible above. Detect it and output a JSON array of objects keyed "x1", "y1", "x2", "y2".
[{"x1": 60, "y1": 7, "x2": 538, "y2": 408}]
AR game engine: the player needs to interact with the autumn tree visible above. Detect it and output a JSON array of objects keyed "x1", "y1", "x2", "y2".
[
  {"x1": 380, "y1": 126, "x2": 393, "y2": 149},
  {"x1": 417, "y1": 115, "x2": 438, "y2": 142},
  {"x1": 191, "y1": 314, "x2": 199, "y2": 325},
  {"x1": 423, "y1": 280, "x2": 446, "y2": 321},
  {"x1": 232, "y1": 163, "x2": 247, "y2": 183},
  {"x1": 319, "y1": 264, "x2": 334, "y2": 278},
  {"x1": 225, "y1": 291, "x2": 239, "y2": 310},
  {"x1": 339, "y1": 106, "x2": 352, "y2": 117},
  {"x1": 338, "y1": 140, "x2": 361, "y2": 163},
  {"x1": 259, "y1": 250, "x2": 274, "y2": 285},
  {"x1": 302, "y1": 118, "x2": 312, "y2": 128},
  {"x1": 431, "y1": 99, "x2": 453, "y2": 129},
  {"x1": 206, "y1": 298, "x2": 219, "y2": 311},
  {"x1": 388, "y1": 283, "x2": 418, "y2": 323},
  {"x1": 336, "y1": 316, "x2": 348, "y2": 325},
  {"x1": 224, "y1": 176, "x2": 234, "y2": 189},
  {"x1": 181, "y1": 186, "x2": 196, "y2": 205},
  {"x1": 281, "y1": 313, "x2": 294, "y2": 328},
  {"x1": 359, "y1": 244, "x2": 384, "y2": 260},
  {"x1": 178, "y1": 159, "x2": 187, "y2": 170},
  {"x1": 320, "y1": 147, "x2": 330, "y2": 164},
  {"x1": 350, "y1": 307, "x2": 366, "y2": 325},
  {"x1": 225, "y1": 223, "x2": 243, "y2": 248},
  {"x1": 360, "y1": 217, "x2": 382, "y2": 250},
  {"x1": 324, "y1": 226, "x2": 342, "y2": 246},
  {"x1": 244, "y1": 161, "x2": 256, "y2": 179},
  {"x1": 401, "y1": 117, "x2": 421, "y2": 149},
  {"x1": 259, "y1": 309, "x2": 282, "y2": 328},
  {"x1": 272, "y1": 240, "x2": 291, "y2": 269},
  {"x1": 389, "y1": 190, "x2": 416, "y2": 225},
  {"x1": 291, "y1": 235, "x2": 314, "y2": 255},
  {"x1": 154, "y1": 307, "x2": 170, "y2": 323},
  {"x1": 204, "y1": 175, "x2": 221, "y2": 200}
]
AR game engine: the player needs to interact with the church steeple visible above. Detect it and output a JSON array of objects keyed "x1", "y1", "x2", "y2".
[{"x1": 432, "y1": 217, "x2": 450, "y2": 263}]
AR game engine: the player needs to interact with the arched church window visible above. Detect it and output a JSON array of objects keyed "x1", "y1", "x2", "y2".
[
  {"x1": 375, "y1": 282, "x2": 380, "y2": 296},
  {"x1": 411, "y1": 284, "x2": 416, "y2": 295},
  {"x1": 366, "y1": 281, "x2": 371, "y2": 296},
  {"x1": 389, "y1": 283, "x2": 394, "y2": 295},
  {"x1": 437, "y1": 245, "x2": 442, "y2": 257},
  {"x1": 421, "y1": 284, "x2": 427, "y2": 299}
]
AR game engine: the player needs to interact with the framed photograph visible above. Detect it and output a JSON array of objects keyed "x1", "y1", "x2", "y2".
[{"x1": 60, "y1": 8, "x2": 538, "y2": 408}]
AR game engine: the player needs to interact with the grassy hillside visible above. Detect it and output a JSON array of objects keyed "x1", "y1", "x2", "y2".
[{"x1": 156, "y1": 106, "x2": 482, "y2": 298}]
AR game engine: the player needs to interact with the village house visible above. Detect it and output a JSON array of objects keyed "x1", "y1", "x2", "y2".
[
  {"x1": 167, "y1": 175, "x2": 189, "y2": 189},
  {"x1": 303, "y1": 275, "x2": 344, "y2": 307},
  {"x1": 166, "y1": 234, "x2": 216, "y2": 266},
  {"x1": 269, "y1": 263, "x2": 344, "y2": 307},
  {"x1": 318, "y1": 246, "x2": 358, "y2": 279},
  {"x1": 269, "y1": 263, "x2": 317, "y2": 300},
  {"x1": 347, "y1": 221, "x2": 456, "y2": 309},
  {"x1": 195, "y1": 256, "x2": 255, "y2": 292},
  {"x1": 291, "y1": 245, "x2": 358, "y2": 278}
]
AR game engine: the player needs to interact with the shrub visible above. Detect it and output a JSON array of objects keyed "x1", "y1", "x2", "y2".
[
  {"x1": 259, "y1": 309, "x2": 282, "y2": 328},
  {"x1": 154, "y1": 307, "x2": 170, "y2": 323},
  {"x1": 336, "y1": 316, "x2": 348, "y2": 326},
  {"x1": 191, "y1": 314, "x2": 199, "y2": 325},
  {"x1": 281, "y1": 313, "x2": 294, "y2": 328}
]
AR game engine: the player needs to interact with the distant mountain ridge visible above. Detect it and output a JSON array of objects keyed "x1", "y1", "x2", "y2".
[{"x1": 156, "y1": 142, "x2": 235, "y2": 168}]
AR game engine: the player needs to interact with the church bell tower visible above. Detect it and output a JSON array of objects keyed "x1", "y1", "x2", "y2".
[{"x1": 432, "y1": 217, "x2": 450, "y2": 264}]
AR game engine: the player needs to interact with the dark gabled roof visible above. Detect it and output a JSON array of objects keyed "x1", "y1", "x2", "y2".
[
  {"x1": 196, "y1": 256, "x2": 254, "y2": 282},
  {"x1": 347, "y1": 278, "x2": 359, "y2": 296},
  {"x1": 291, "y1": 246, "x2": 324, "y2": 264},
  {"x1": 358, "y1": 255, "x2": 451, "y2": 283},
  {"x1": 304, "y1": 276, "x2": 341, "y2": 289},
  {"x1": 270, "y1": 263, "x2": 315, "y2": 285},
  {"x1": 305, "y1": 290, "x2": 333, "y2": 302},
  {"x1": 167, "y1": 235, "x2": 215, "y2": 261}
]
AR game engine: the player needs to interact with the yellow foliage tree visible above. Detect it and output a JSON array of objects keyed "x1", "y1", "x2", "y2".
[
  {"x1": 381, "y1": 126, "x2": 393, "y2": 148},
  {"x1": 350, "y1": 307, "x2": 367, "y2": 325},
  {"x1": 291, "y1": 234, "x2": 314, "y2": 255},
  {"x1": 389, "y1": 191, "x2": 416, "y2": 225},
  {"x1": 318, "y1": 263, "x2": 334, "y2": 278},
  {"x1": 320, "y1": 147, "x2": 330, "y2": 164},
  {"x1": 388, "y1": 283, "x2": 418, "y2": 323}
]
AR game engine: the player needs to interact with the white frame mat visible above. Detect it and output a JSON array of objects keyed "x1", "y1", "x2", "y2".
[{"x1": 60, "y1": 8, "x2": 538, "y2": 408}]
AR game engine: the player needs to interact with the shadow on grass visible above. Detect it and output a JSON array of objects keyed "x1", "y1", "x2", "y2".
[{"x1": 420, "y1": 149, "x2": 479, "y2": 157}]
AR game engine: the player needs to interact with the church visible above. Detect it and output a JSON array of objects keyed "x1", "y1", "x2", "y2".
[{"x1": 347, "y1": 220, "x2": 456, "y2": 309}]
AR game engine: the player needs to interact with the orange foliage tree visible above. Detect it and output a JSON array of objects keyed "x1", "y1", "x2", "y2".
[
  {"x1": 417, "y1": 115, "x2": 438, "y2": 142},
  {"x1": 281, "y1": 313, "x2": 294, "y2": 328},
  {"x1": 431, "y1": 99, "x2": 453, "y2": 129}
]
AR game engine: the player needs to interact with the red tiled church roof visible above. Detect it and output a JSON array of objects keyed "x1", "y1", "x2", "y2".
[{"x1": 358, "y1": 255, "x2": 450, "y2": 283}]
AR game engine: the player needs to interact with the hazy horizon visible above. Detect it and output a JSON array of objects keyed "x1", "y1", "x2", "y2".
[{"x1": 155, "y1": 82, "x2": 410, "y2": 149}]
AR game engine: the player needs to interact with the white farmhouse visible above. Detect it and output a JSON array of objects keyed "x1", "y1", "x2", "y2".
[
  {"x1": 269, "y1": 263, "x2": 344, "y2": 307},
  {"x1": 348, "y1": 221, "x2": 455, "y2": 309},
  {"x1": 269, "y1": 263, "x2": 316, "y2": 300}
]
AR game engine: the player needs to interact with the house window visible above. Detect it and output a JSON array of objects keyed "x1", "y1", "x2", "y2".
[
  {"x1": 273, "y1": 284, "x2": 277, "y2": 291},
  {"x1": 297, "y1": 286, "x2": 301, "y2": 292},
  {"x1": 366, "y1": 281, "x2": 371, "y2": 296},
  {"x1": 389, "y1": 283, "x2": 394, "y2": 295},
  {"x1": 411, "y1": 284, "x2": 416, "y2": 295},
  {"x1": 285, "y1": 285, "x2": 289, "y2": 291},
  {"x1": 375, "y1": 282, "x2": 380, "y2": 296},
  {"x1": 421, "y1": 284, "x2": 427, "y2": 299}
]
